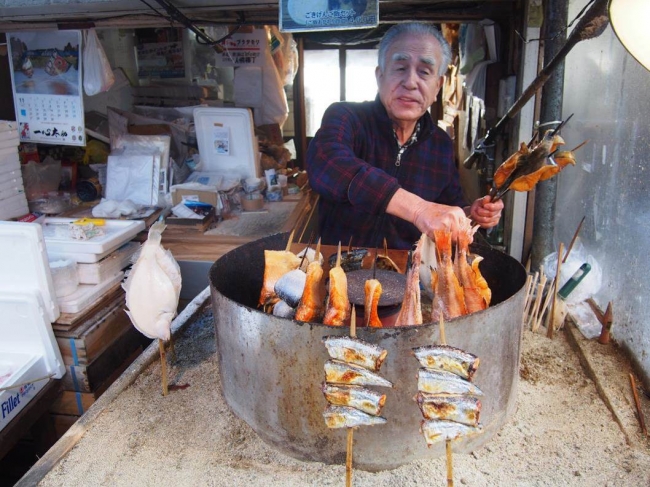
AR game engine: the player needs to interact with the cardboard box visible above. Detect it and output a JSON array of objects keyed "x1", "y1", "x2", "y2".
[{"x1": 171, "y1": 187, "x2": 219, "y2": 207}]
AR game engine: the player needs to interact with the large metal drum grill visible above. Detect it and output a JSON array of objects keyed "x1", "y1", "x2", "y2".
[{"x1": 210, "y1": 232, "x2": 527, "y2": 471}]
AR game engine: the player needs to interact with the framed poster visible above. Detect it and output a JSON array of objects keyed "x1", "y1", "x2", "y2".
[
  {"x1": 280, "y1": 0, "x2": 379, "y2": 33},
  {"x1": 7, "y1": 30, "x2": 85, "y2": 146}
]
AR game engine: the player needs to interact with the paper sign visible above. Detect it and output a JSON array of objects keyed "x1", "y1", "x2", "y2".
[{"x1": 212, "y1": 125, "x2": 230, "y2": 155}]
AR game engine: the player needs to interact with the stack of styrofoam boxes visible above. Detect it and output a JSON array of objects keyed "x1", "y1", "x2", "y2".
[
  {"x1": 0, "y1": 121, "x2": 29, "y2": 220},
  {"x1": 0, "y1": 221, "x2": 65, "y2": 432}
]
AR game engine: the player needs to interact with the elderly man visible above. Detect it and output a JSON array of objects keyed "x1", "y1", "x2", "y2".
[{"x1": 306, "y1": 22, "x2": 503, "y2": 249}]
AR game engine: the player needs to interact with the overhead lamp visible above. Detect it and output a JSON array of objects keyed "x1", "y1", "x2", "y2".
[{"x1": 609, "y1": 0, "x2": 650, "y2": 71}]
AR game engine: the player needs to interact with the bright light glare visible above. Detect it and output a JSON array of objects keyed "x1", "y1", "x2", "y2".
[{"x1": 609, "y1": 0, "x2": 650, "y2": 71}]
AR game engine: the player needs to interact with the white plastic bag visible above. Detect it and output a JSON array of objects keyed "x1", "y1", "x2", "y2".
[{"x1": 83, "y1": 29, "x2": 115, "y2": 96}]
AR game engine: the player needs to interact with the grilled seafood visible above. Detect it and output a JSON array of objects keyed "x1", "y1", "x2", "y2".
[
  {"x1": 413, "y1": 344, "x2": 480, "y2": 381},
  {"x1": 394, "y1": 236, "x2": 424, "y2": 326},
  {"x1": 491, "y1": 129, "x2": 580, "y2": 201},
  {"x1": 322, "y1": 383, "x2": 386, "y2": 416},
  {"x1": 323, "y1": 245, "x2": 351, "y2": 326},
  {"x1": 259, "y1": 250, "x2": 301, "y2": 308},
  {"x1": 272, "y1": 300, "x2": 295, "y2": 319},
  {"x1": 418, "y1": 368, "x2": 483, "y2": 396},
  {"x1": 323, "y1": 336, "x2": 388, "y2": 371},
  {"x1": 123, "y1": 221, "x2": 181, "y2": 342},
  {"x1": 364, "y1": 278, "x2": 383, "y2": 328},
  {"x1": 295, "y1": 262, "x2": 325, "y2": 323},
  {"x1": 323, "y1": 405, "x2": 387, "y2": 428},
  {"x1": 325, "y1": 360, "x2": 393, "y2": 388},
  {"x1": 431, "y1": 229, "x2": 467, "y2": 321},
  {"x1": 327, "y1": 248, "x2": 368, "y2": 272},
  {"x1": 415, "y1": 392, "x2": 481, "y2": 426},
  {"x1": 454, "y1": 220, "x2": 491, "y2": 313},
  {"x1": 420, "y1": 419, "x2": 483, "y2": 446},
  {"x1": 274, "y1": 268, "x2": 306, "y2": 308}
]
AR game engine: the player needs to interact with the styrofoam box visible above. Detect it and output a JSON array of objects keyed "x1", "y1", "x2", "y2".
[
  {"x1": 0, "y1": 290, "x2": 65, "y2": 432},
  {"x1": 77, "y1": 241, "x2": 140, "y2": 284},
  {"x1": 0, "y1": 221, "x2": 59, "y2": 322},
  {"x1": 193, "y1": 107, "x2": 260, "y2": 179},
  {"x1": 42, "y1": 218, "x2": 145, "y2": 256},
  {"x1": 57, "y1": 271, "x2": 124, "y2": 314}
]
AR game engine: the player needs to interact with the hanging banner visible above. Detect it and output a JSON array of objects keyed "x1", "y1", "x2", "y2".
[
  {"x1": 279, "y1": 0, "x2": 379, "y2": 33},
  {"x1": 7, "y1": 30, "x2": 85, "y2": 147}
]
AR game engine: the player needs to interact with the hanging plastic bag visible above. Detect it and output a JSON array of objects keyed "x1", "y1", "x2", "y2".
[{"x1": 83, "y1": 29, "x2": 115, "y2": 96}]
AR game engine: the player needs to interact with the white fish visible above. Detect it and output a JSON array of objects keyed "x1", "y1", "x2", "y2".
[{"x1": 123, "y1": 221, "x2": 181, "y2": 341}]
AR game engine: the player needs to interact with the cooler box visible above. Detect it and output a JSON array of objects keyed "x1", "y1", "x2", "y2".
[{"x1": 193, "y1": 107, "x2": 260, "y2": 179}]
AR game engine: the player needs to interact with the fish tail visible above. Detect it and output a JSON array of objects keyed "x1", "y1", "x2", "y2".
[
  {"x1": 148, "y1": 221, "x2": 167, "y2": 243},
  {"x1": 433, "y1": 229, "x2": 452, "y2": 258}
]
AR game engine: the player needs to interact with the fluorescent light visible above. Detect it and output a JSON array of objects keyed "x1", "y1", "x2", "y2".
[{"x1": 609, "y1": 0, "x2": 650, "y2": 71}]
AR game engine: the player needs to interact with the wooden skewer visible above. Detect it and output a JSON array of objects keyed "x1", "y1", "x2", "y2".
[
  {"x1": 438, "y1": 314, "x2": 453, "y2": 487},
  {"x1": 563, "y1": 216, "x2": 585, "y2": 264},
  {"x1": 529, "y1": 272, "x2": 547, "y2": 332},
  {"x1": 536, "y1": 280, "x2": 556, "y2": 332},
  {"x1": 629, "y1": 373, "x2": 648, "y2": 436},
  {"x1": 523, "y1": 271, "x2": 539, "y2": 319},
  {"x1": 285, "y1": 228, "x2": 296, "y2": 252},
  {"x1": 548, "y1": 242, "x2": 565, "y2": 339},
  {"x1": 159, "y1": 339, "x2": 168, "y2": 396},
  {"x1": 336, "y1": 241, "x2": 342, "y2": 269},
  {"x1": 346, "y1": 305, "x2": 357, "y2": 487}
]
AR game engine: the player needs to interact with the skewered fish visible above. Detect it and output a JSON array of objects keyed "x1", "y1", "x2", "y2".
[
  {"x1": 394, "y1": 236, "x2": 424, "y2": 326},
  {"x1": 272, "y1": 300, "x2": 295, "y2": 319},
  {"x1": 323, "y1": 265, "x2": 350, "y2": 326},
  {"x1": 327, "y1": 248, "x2": 368, "y2": 272},
  {"x1": 454, "y1": 220, "x2": 491, "y2": 313},
  {"x1": 322, "y1": 383, "x2": 386, "y2": 416},
  {"x1": 419, "y1": 233, "x2": 437, "y2": 300},
  {"x1": 415, "y1": 392, "x2": 481, "y2": 426},
  {"x1": 413, "y1": 345, "x2": 480, "y2": 381},
  {"x1": 259, "y1": 250, "x2": 301, "y2": 308},
  {"x1": 323, "y1": 405, "x2": 387, "y2": 428},
  {"x1": 420, "y1": 419, "x2": 483, "y2": 446},
  {"x1": 123, "y1": 221, "x2": 181, "y2": 341},
  {"x1": 418, "y1": 369, "x2": 483, "y2": 396},
  {"x1": 274, "y1": 268, "x2": 306, "y2": 308},
  {"x1": 431, "y1": 229, "x2": 467, "y2": 321},
  {"x1": 295, "y1": 260, "x2": 325, "y2": 323},
  {"x1": 491, "y1": 128, "x2": 580, "y2": 201},
  {"x1": 364, "y1": 278, "x2": 383, "y2": 328},
  {"x1": 325, "y1": 360, "x2": 393, "y2": 388},
  {"x1": 323, "y1": 336, "x2": 388, "y2": 371}
]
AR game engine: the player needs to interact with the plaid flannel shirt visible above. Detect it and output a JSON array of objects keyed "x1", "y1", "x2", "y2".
[{"x1": 306, "y1": 97, "x2": 467, "y2": 250}]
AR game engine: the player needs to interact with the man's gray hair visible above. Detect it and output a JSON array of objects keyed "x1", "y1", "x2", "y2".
[{"x1": 378, "y1": 23, "x2": 452, "y2": 76}]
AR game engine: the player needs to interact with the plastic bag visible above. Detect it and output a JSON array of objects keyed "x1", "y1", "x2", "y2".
[
  {"x1": 83, "y1": 29, "x2": 115, "y2": 96},
  {"x1": 540, "y1": 240, "x2": 602, "y2": 305}
]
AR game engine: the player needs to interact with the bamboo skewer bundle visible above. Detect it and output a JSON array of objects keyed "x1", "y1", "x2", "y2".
[
  {"x1": 522, "y1": 271, "x2": 539, "y2": 326},
  {"x1": 529, "y1": 271, "x2": 548, "y2": 332}
]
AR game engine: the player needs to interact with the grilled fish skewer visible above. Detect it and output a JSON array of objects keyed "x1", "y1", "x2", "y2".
[
  {"x1": 323, "y1": 242, "x2": 351, "y2": 326},
  {"x1": 323, "y1": 336, "x2": 388, "y2": 371},
  {"x1": 323, "y1": 405, "x2": 387, "y2": 429},
  {"x1": 413, "y1": 344, "x2": 480, "y2": 381}
]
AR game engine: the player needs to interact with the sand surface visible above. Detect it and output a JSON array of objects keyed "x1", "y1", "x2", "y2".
[{"x1": 39, "y1": 306, "x2": 650, "y2": 487}]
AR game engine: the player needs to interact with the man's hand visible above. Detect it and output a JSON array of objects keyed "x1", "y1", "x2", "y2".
[
  {"x1": 468, "y1": 195, "x2": 503, "y2": 228},
  {"x1": 386, "y1": 188, "x2": 469, "y2": 241}
]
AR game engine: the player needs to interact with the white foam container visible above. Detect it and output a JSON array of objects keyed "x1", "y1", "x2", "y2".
[
  {"x1": 0, "y1": 290, "x2": 65, "y2": 432},
  {"x1": 77, "y1": 242, "x2": 139, "y2": 284},
  {"x1": 57, "y1": 271, "x2": 124, "y2": 314},
  {"x1": 193, "y1": 107, "x2": 260, "y2": 179},
  {"x1": 0, "y1": 221, "x2": 59, "y2": 322},
  {"x1": 41, "y1": 218, "x2": 145, "y2": 257}
]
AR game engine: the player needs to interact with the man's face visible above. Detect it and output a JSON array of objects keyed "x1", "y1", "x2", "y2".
[{"x1": 376, "y1": 33, "x2": 445, "y2": 124}]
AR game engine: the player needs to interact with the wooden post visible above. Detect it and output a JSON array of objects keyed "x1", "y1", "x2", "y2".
[{"x1": 159, "y1": 339, "x2": 168, "y2": 396}]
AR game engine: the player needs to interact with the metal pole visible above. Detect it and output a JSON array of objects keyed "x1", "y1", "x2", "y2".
[{"x1": 530, "y1": 0, "x2": 569, "y2": 269}]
